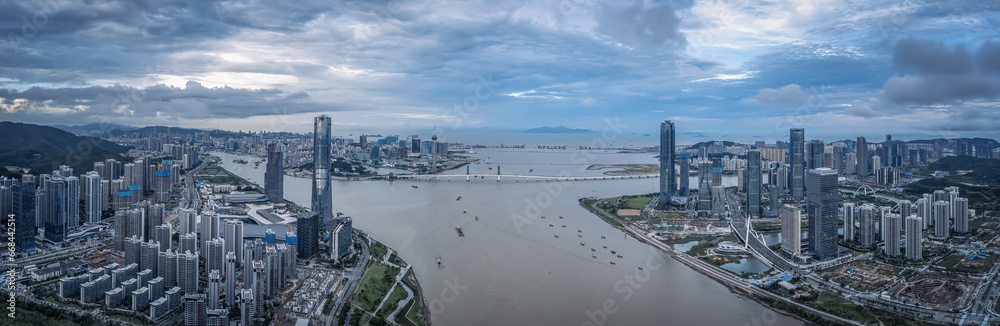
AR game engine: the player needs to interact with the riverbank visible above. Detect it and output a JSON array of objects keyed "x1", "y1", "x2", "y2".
[
  {"x1": 351, "y1": 237, "x2": 429, "y2": 326},
  {"x1": 581, "y1": 196, "x2": 854, "y2": 326}
]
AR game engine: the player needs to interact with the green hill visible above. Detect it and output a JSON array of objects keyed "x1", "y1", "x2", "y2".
[
  {"x1": 0, "y1": 121, "x2": 131, "y2": 176},
  {"x1": 923, "y1": 156, "x2": 1000, "y2": 186},
  {"x1": 905, "y1": 156, "x2": 1000, "y2": 211}
]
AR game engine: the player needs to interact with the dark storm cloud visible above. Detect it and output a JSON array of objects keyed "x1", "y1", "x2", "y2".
[
  {"x1": 884, "y1": 39, "x2": 1000, "y2": 104},
  {"x1": 0, "y1": 81, "x2": 329, "y2": 122},
  {"x1": 0, "y1": 0, "x2": 338, "y2": 85}
]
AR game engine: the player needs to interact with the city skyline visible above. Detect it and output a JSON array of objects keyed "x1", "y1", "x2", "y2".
[
  {"x1": 1, "y1": 1, "x2": 999, "y2": 142},
  {"x1": 3, "y1": 1, "x2": 1000, "y2": 325}
]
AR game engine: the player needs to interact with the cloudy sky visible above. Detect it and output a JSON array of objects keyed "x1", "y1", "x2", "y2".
[{"x1": 1, "y1": 0, "x2": 999, "y2": 143}]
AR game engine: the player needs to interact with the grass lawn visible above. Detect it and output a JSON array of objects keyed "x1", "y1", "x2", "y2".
[
  {"x1": 579, "y1": 198, "x2": 623, "y2": 228},
  {"x1": 809, "y1": 291, "x2": 877, "y2": 324},
  {"x1": 195, "y1": 174, "x2": 250, "y2": 186},
  {"x1": 622, "y1": 196, "x2": 652, "y2": 209},
  {"x1": 659, "y1": 234, "x2": 716, "y2": 246},
  {"x1": 371, "y1": 241, "x2": 389, "y2": 262},
  {"x1": 377, "y1": 285, "x2": 408, "y2": 318},
  {"x1": 352, "y1": 263, "x2": 400, "y2": 313},
  {"x1": 359, "y1": 311, "x2": 372, "y2": 326}
]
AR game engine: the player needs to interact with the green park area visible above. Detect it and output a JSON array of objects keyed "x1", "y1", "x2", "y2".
[
  {"x1": 194, "y1": 166, "x2": 255, "y2": 187},
  {"x1": 376, "y1": 285, "x2": 407, "y2": 319},
  {"x1": 10, "y1": 298, "x2": 99, "y2": 326},
  {"x1": 353, "y1": 263, "x2": 401, "y2": 314}
]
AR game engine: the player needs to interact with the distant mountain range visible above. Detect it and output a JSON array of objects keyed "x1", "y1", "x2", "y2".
[
  {"x1": 521, "y1": 125, "x2": 595, "y2": 134},
  {"x1": 0, "y1": 122, "x2": 131, "y2": 175},
  {"x1": 51, "y1": 122, "x2": 139, "y2": 134},
  {"x1": 688, "y1": 140, "x2": 739, "y2": 149}
]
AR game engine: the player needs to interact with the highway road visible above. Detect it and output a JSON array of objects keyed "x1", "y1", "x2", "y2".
[
  {"x1": 328, "y1": 235, "x2": 371, "y2": 326},
  {"x1": 182, "y1": 158, "x2": 209, "y2": 210}
]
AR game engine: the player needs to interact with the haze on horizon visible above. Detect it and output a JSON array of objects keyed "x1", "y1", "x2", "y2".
[{"x1": 1, "y1": 0, "x2": 1000, "y2": 143}]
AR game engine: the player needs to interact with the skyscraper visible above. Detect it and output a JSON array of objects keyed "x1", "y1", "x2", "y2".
[
  {"x1": 224, "y1": 220, "x2": 244, "y2": 264},
  {"x1": 312, "y1": 115, "x2": 333, "y2": 222},
  {"x1": 780, "y1": 205, "x2": 801, "y2": 256},
  {"x1": 66, "y1": 176, "x2": 79, "y2": 228},
  {"x1": 179, "y1": 208, "x2": 197, "y2": 235},
  {"x1": 225, "y1": 251, "x2": 236, "y2": 307},
  {"x1": 857, "y1": 136, "x2": 869, "y2": 178},
  {"x1": 678, "y1": 153, "x2": 690, "y2": 197},
  {"x1": 44, "y1": 176, "x2": 69, "y2": 243},
  {"x1": 953, "y1": 197, "x2": 968, "y2": 234},
  {"x1": 806, "y1": 140, "x2": 825, "y2": 170},
  {"x1": 154, "y1": 223, "x2": 171, "y2": 252},
  {"x1": 905, "y1": 215, "x2": 922, "y2": 260},
  {"x1": 884, "y1": 213, "x2": 902, "y2": 257},
  {"x1": 179, "y1": 251, "x2": 199, "y2": 294},
  {"x1": 296, "y1": 212, "x2": 320, "y2": 259},
  {"x1": 746, "y1": 150, "x2": 761, "y2": 217},
  {"x1": 265, "y1": 143, "x2": 284, "y2": 204},
  {"x1": 842, "y1": 203, "x2": 856, "y2": 243},
  {"x1": 697, "y1": 161, "x2": 712, "y2": 214},
  {"x1": 202, "y1": 213, "x2": 220, "y2": 255},
  {"x1": 183, "y1": 294, "x2": 207, "y2": 326},
  {"x1": 806, "y1": 168, "x2": 839, "y2": 261},
  {"x1": 84, "y1": 172, "x2": 102, "y2": 224},
  {"x1": 789, "y1": 128, "x2": 805, "y2": 201},
  {"x1": 240, "y1": 289, "x2": 254, "y2": 326},
  {"x1": 16, "y1": 175, "x2": 36, "y2": 251},
  {"x1": 208, "y1": 270, "x2": 221, "y2": 310},
  {"x1": 658, "y1": 120, "x2": 676, "y2": 207},
  {"x1": 147, "y1": 203, "x2": 164, "y2": 241},
  {"x1": 933, "y1": 200, "x2": 950, "y2": 238}
]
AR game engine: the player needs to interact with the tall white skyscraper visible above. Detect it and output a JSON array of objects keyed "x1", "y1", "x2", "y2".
[
  {"x1": 859, "y1": 204, "x2": 876, "y2": 248},
  {"x1": 66, "y1": 176, "x2": 79, "y2": 228},
  {"x1": 905, "y1": 215, "x2": 922, "y2": 261},
  {"x1": 842, "y1": 203, "x2": 855, "y2": 243},
  {"x1": 884, "y1": 213, "x2": 902, "y2": 257},
  {"x1": 84, "y1": 172, "x2": 103, "y2": 224},
  {"x1": 934, "y1": 200, "x2": 950, "y2": 239},
  {"x1": 224, "y1": 220, "x2": 244, "y2": 264},
  {"x1": 953, "y1": 197, "x2": 969, "y2": 234}
]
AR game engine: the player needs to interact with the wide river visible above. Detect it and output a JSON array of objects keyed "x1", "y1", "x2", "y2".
[{"x1": 212, "y1": 149, "x2": 803, "y2": 326}]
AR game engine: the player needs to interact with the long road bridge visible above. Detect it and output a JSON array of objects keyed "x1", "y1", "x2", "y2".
[{"x1": 392, "y1": 173, "x2": 659, "y2": 182}]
